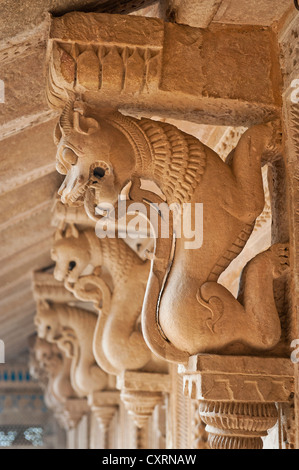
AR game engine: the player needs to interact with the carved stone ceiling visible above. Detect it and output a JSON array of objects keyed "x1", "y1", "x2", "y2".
[{"x1": 0, "y1": 0, "x2": 294, "y2": 360}]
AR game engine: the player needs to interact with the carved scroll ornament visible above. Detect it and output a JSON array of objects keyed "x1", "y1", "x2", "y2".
[{"x1": 50, "y1": 223, "x2": 167, "y2": 376}]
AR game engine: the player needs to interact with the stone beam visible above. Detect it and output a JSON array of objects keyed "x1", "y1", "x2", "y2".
[
  {"x1": 0, "y1": 284, "x2": 34, "y2": 321},
  {"x1": 0, "y1": 210, "x2": 55, "y2": 262},
  {"x1": 0, "y1": 306, "x2": 35, "y2": 336},
  {"x1": 0, "y1": 1, "x2": 158, "y2": 46},
  {"x1": 47, "y1": 12, "x2": 282, "y2": 126},
  {"x1": 0, "y1": 45, "x2": 49, "y2": 129}
]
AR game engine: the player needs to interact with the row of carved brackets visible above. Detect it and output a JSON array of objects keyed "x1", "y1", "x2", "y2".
[{"x1": 53, "y1": 199, "x2": 169, "y2": 427}]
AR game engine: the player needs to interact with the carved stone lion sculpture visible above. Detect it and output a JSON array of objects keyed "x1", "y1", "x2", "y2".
[
  {"x1": 54, "y1": 100, "x2": 289, "y2": 363},
  {"x1": 51, "y1": 224, "x2": 167, "y2": 375},
  {"x1": 34, "y1": 300, "x2": 108, "y2": 397}
]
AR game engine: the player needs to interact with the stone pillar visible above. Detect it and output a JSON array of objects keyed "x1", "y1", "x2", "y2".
[{"x1": 180, "y1": 355, "x2": 294, "y2": 449}]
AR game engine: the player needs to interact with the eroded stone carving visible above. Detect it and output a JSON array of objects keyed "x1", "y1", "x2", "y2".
[{"x1": 54, "y1": 100, "x2": 288, "y2": 363}]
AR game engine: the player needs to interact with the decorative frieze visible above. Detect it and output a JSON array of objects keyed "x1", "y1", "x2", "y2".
[{"x1": 58, "y1": 398, "x2": 90, "y2": 430}]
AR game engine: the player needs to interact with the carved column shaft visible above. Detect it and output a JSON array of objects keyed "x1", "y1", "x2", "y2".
[{"x1": 198, "y1": 400, "x2": 277, "y2": 449}]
